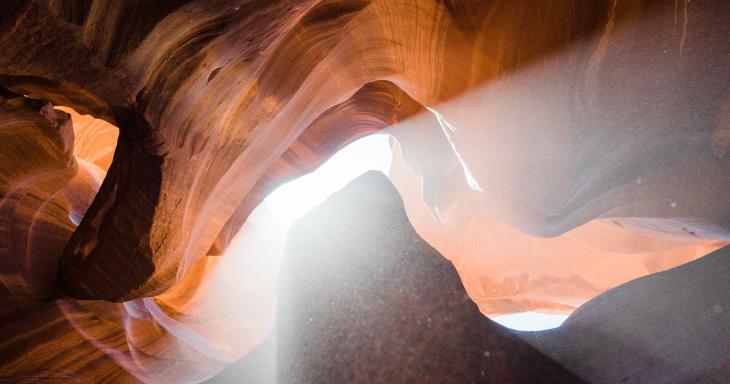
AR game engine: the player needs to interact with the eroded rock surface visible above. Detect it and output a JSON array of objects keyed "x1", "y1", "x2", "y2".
[
  {"x1": 389, "y1": 144, "x2": 725, "y2": 315},
  {"x1": 0, "y1": 93, "x2": 81, "y2": 300},
  {"x1": 208, "y1": 171, "x2": 584, "y2": 383},
  {"x1": 1, "y1": 0, "x2": 727, "y2": 302},
  {"x1": 525, "y1": 244, "x2": 730, "y2": 384},
  {"x1": 0, "y1": 0, "x2": 729, "y2": 383}
]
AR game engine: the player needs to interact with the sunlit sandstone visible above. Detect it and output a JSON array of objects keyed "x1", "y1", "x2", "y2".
[{"x1": 0, "y1": 0, "x2": 728, "y2": 382}]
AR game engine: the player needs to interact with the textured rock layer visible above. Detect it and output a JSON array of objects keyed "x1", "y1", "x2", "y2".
[{"x1": 0, "y1": 0, "x2": 729, "y2": 383}]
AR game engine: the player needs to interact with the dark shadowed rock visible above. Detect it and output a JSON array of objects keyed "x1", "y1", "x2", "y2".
[{"x1": 526, "y1": 245, "x2": 730, "y2": 384}]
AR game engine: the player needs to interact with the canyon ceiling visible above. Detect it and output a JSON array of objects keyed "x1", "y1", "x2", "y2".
[{"x1": 0, "y1": 0, "x2": 728, "y2": 383}]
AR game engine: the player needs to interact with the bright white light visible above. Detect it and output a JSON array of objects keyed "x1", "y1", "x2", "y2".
[
  {"x1": 491, "y1": 312, "x2": 569, "y2": 331},
  {"x1": 264, "y1": 134, "x2": 393, "y2": 228}
]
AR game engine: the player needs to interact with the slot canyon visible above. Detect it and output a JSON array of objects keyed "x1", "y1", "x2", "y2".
[{"x1": 0, "y1": 1, "x2": 728, "y2": 383}]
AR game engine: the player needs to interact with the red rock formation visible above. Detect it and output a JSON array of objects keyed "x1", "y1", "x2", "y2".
[
  {"x1": 208, "y1": 171, "x2": 585, "y2": 383},
  {"x1": 525, "y1": 244, "x2": 730, "y2": 383},
  {"x1": 2, "y1": 0, "x2": 726, "y2": 302},
  {"x1": 0, "y1": 0, "x2": 728, "y2": 383},
  {"x1": 0, "y1": 94, "x2": 80, "y2": 300},
  {"x1": 58, "y1": 106, "x2": 118, "y2": 172},
  {"x1": 209, "y1": 80, "x2": 423, "y2": 255},
  {"x1": 389, "y1": 143, "x2": 724, "y2": 315}
]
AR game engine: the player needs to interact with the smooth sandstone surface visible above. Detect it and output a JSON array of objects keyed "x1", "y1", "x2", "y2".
[
  {"x1": 389, "y1": 143, "x2": 724, "y2": 315},
  {"x1": 207, "y1": 171, "x2": 585, "y2": 383},
  {"x1": 0, "y1": 1, "x2": 728, "y2": 383},
  {"x1": 1, "y1": 0, "x2": 726, "y2": 302},
  {"x1": 523, "y1": 243, "x2": 730, "y2": 384},
  {"x1": 208, "y1": 172, "x2": 729, "y2": 383}
]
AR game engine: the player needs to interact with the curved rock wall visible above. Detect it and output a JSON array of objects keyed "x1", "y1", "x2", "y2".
[{"x1": 0, "y1": 0, "x2": 728, "y2": 382}]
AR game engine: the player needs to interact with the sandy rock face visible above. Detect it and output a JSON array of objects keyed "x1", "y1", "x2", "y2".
[
  {"x1": 1, "y1": 0, "x2": 728, "y2": 301},
  {"x1": 0, "y1": 0, "x2": 728, "y2": 383},
  {"x1": 0, "y1": 94, "x2": 85, "y2": 300}
]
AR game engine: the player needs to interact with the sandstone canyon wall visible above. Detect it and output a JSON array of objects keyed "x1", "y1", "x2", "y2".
[{"x1": 0, "y1": 0, "x2": 728, "y2": 383}]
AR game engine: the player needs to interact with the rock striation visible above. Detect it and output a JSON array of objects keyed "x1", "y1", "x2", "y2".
[
  {"x1": 0, "y1": 0, "x2": 728, "y2": 383},
  {"x1": 0, "y1": 0, "x2": 727, "y2": 302}
]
